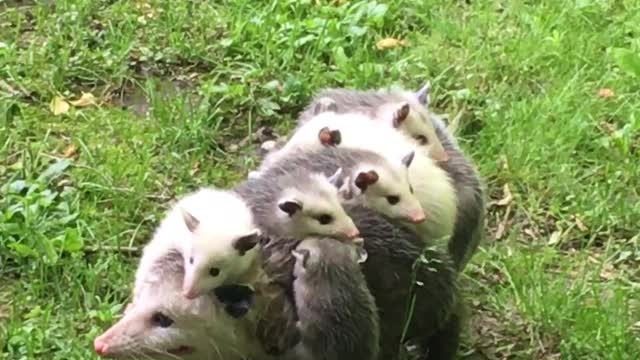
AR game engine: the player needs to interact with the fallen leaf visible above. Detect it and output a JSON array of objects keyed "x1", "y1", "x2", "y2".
[
  {"x1": 574, "y1": 216, "x2": 588, "y2": 232},
  {"x1": 496, "y1": 183, "x2": 513, "y2": 206},
  {"x1": 49, "y1": 96, "x2": 69, "y2": 115},
  {"x1": 597, "y1": 88, "x2": 614, "y2": 98},
  {"x1": 376, "y1": 37, "x2": 408, "y2": 50},
  {"x1": 69, "y1": 92, "x2": 97, "y2": 107},
  {"x1": 63, "y1": 144, "x2": 78, "y2": 158},
  {"x1": 548, "y1": 230, "x2": 562, "y2": 246}
]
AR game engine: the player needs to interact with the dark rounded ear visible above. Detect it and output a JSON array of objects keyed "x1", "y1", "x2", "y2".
[
  {"x1": 180, "y1": 208, "x2": 200, "y2": 233},
  {"x1": 354, "y1": 170, "x2": 379, "y2": 192},
  {"x1": 318, "y1": 127, "x2": 342, "y2": 146},
  {"x1": 292, "y1": 249, "x2": 310, "y2": 268},
  {"x1": 233, "y1": 230, "x2": 260, "y2": 256},
  {"x1": 401, "y1": 151, "x2": 415, "y2": 168},
  {"x1": 278, "y1": 200, "x2": 303, "y2": 216},
  {"x1": 415, "y1": 82, "x2": 431, "y2": 106},
  {"x1": 392, "y1": 102, "x2": 411, "y2": 128}
]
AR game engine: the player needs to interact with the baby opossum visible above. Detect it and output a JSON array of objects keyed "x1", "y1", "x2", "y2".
[
  {"x1": 234, "y1": 167, "x2": 360, "y2": 242},
  {"x1": 297, "y1": 83, "x2": 448, "y2": 162},
  {"x1": 133, "y1": 188, "x2": 261, "y2": 301},
  {"x1": 258, "y1": 204, "x2": 462, "y2": 360},
  {"x1": 418, "y1": 94, "x2": 486, "y2": 272},
  {"x1": 259, "y1": 145, "x2": 425, "y2": 225},
  {"x1": 94, "y1": 250, "x2": 271, "y2": 360}
]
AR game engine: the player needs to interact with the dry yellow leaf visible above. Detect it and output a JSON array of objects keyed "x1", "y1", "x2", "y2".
[
  {"x1": 49, "y1": 96, "x2": 70, "y2": 115},
  {"x1": 496, "y1": 183, "x2": 513, "y2": 206},
  {"x1": 376, "y1": 37, "x2": 409, "y2": 50},
  {"x1": 597, "y1": 88, "x2": 614, "y2": 98},
  {"x1": 63, "y1": 144, "x2": 79, "y2": 158},
  {"x1": 69, "y1": 92, "x2": 97, "y2": 107}
]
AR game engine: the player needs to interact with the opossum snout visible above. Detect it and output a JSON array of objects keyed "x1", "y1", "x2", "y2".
[
  {"x1": 408, "y1": 210, "x2": 426, "y2": 224},
  {"x1": 345, "y1": 228, "x2": 360, "y2": 239},
  {"x1": 94, "y1": 336, "x2": 109, "y2": 357}
]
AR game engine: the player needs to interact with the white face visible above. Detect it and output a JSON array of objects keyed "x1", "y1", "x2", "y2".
[
  {"x1": 182, "y1": 226, "x2": 260, "y2": 299},
  {"x1": 346, "y1": 160, "x2": 426, "y2": 225},
  {"x1": 277, "y1": 173, "x2": 360, "y2": 241}
]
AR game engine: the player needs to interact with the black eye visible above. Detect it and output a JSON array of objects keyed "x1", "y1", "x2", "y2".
[
  {"x1": 386, "y1": 195, "x2": 400, "y2": 205},
  {"x1": 189, "y1": 257, "x2": 194, "y2": 264},
  {"x1": 414, "y1": 135, "x2": 428, "y2": 145},
  {"x1": 209, "y1": 267, "x2": 220, "y2": 277},
  {"x1": 151, "y1": 312, "x2": 174, "y2": 328},
  {"x1": 315, "y1": 214, "x2": 333, "y2": 225}
]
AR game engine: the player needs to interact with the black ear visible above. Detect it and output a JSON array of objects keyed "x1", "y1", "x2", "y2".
[
  {"x1": 401, "y1": 151, "x2": 415, "y2": 168},
  {"x1": 391, "y1": 102, "x2": 410, "y2": 128},
  {"x1": 278, "y1": 200, "x2": 303, "y2": 216},
  {"x1": 180, "y1": 208, "x2": 199, "y2": 233},
  {"x1": 233, "y1": 230, "x2": 260, "y2": 256},
  {"x1": 318, "y1": 127, "x2": 342, "y2": 146},
  {"x1": 292, "y1": 249, "x2": 310, "y2": 269},
  {"x1": 354, "y1": 170, "x2": 379, "y2": 192},
  {"x1": 415, "y1": 82, "x2": 431, "y2": 106}
]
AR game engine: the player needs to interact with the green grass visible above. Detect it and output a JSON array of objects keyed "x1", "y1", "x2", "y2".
[{"x1": 1, "y1": 0, "x2": 640, "y2": 359}]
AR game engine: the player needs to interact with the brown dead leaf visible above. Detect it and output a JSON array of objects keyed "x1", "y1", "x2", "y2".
[
  {"x1": 597, "y1": 88, "x2": 614, "y2": 98},
  {"x1": 496, "y1": 183, "x2": 513, "y2": 206},
  {"x1": 574, "y1": 215, "x2": 588, "y2": 232},
  {"x1": 63, "y1": 144, "x2": 79, "y2": 158},
  {"x1": 69, "y1": 92, "x2": 97, "y2": 107},
  {"x1": 376, "y1": 37, "x2": 409, "y2": 50},
  {"x1": 190, "y1": 161, "x2": 201, "y2": 176},
  {"x1": 49, "y1": 96, "x2": 70, "y2": 115}
]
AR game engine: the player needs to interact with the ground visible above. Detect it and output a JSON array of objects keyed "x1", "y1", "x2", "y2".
[{"x1": 1, "y1": 0, "x2": 639, "y2": 359}]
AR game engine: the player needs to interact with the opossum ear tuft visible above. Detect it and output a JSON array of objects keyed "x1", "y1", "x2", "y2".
[
  {"x1": 233, "y1": 229, "x2": 260, "y2": 256},
  {"x1": 278, "y1": 199, "x2": 303, "y2": 216},
  {"x1": 292, "y1": 249, "x2": 310, "y2": 268},
  {"x1": 415, "y1": 82, "x2": 431, "y2": 106},
  {"x1": 392, "y1": 102, "x2": 411, "y2": 128},
  {"x1": 354, "y1": 170, "x2": 379, "y2": 192},
  {"x1": 180, "y1": 208, "x2": 200, "y2": 233}
]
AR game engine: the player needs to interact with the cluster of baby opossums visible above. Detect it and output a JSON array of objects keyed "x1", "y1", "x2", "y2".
[{"x1": 93, "y1": 82, "x2": 484, "y2": 360}]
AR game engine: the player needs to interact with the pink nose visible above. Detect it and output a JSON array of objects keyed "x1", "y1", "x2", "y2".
[
  {"x1": 94, "y1": 337, "x2": 108, "y2": 356},
  {"x1": 182, "y1": 288, "x2": 196, "y2": 300},
  {"x1": 409, "y1": 211, "x2": 426, "y2": 224},
  {"x1": 345, "y1": 228, "x2": 360, "y2": 239}
]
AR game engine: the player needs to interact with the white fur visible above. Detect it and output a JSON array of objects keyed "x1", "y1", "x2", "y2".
[
  {"x1": 96, "y1": 267, "x2": 269, "y2": 360},
  {"x1": 133, "y1": 188, "x2": 260, "y2": 302},
  {"x1": 277, "y1": 172, "x2": 360, "y2": 241}
]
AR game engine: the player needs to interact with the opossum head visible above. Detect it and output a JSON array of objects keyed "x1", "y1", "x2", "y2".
[
  {"x1": 178, "y1": 189, "x2": 261, "y2": 299},
  {"x1": 377, "y1": 89, "x2": 448, "y2": 162},
  {"x1": 339, "y1": 152, "x2": 426, "y2": 225},
  {"x1": 94, "y1": 253, "x2": 232, "y2": 360},
  {"x1": 276, "y1": 168, "x2": 360, "y2": 241},
  {"x1": 292, "y1": 237, "x2": 368, "y2": 279}
]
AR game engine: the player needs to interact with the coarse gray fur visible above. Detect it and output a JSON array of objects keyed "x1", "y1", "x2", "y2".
[
  {"x1": 233, "y1": 168, "x2": 337, "y2": 241},
  {"x1": 297, "y1": 88, "x2": 406, "y2": 125},
  {"x1": 259, "y1": 145, "x2": 387, "y2": 182},
  {"x1": 257, "y1": 204, "x2": 461, "y2": 360},
  {"x1": 289, "y1": 238, "x2": 379, "y2": 360},
  {"x1": 430, "y1": 115, "x2": 485, "y2": 272}
]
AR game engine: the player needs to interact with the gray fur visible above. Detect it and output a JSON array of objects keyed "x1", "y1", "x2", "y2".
[
  {"x1": 290, "y1": 238, "x2": 379, "y2": 360},
  {"x1": 431, "y1": 118, "x2": 485, "y2": 272},
  {"x1": 298, "y1": 88, "x2": 406, "y2": 125},
  {"x1": 233, "y1": 168, "x2": 333, "y2": 240},
  {"x1": 256, "y1": 205, "x2": 461, "y2": 360},
  {"x1": 259, "y1": 145, "x2": 388, "y2": 180}
]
